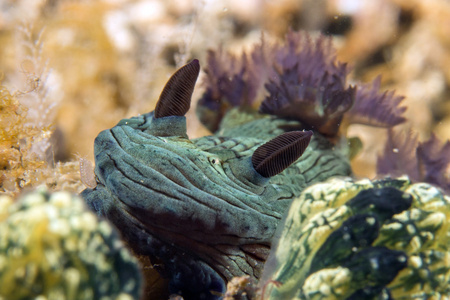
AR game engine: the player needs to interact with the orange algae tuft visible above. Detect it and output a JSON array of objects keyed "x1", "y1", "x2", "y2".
[{"x1": 0, "y1": 83, "x2": 47, "y2": 194}]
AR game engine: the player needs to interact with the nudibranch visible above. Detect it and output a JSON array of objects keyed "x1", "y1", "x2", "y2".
[{"x1": 81, "y1": 59, "x2": 352, "y2": 299}]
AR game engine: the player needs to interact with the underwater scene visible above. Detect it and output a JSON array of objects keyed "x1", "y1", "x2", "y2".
[{"x1": 1, "y1": 0, "x2": 450, "y2": 299}]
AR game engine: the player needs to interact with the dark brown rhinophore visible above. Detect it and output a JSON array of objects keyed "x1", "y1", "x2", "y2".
[
  {"x1": 155, "y1": 59, "x2": 200, "y2": 118},
  {"x1": 252, "y1": 131, "x2": 313, "y2": 177}
]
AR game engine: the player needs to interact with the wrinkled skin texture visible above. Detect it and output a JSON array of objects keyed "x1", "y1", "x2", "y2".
[
  {"x1": 263, "y1": 178, "x2": 450, "y2": 299},
  {"x1": 81, "y1": 107, "x2": 351, "y2": 299}
]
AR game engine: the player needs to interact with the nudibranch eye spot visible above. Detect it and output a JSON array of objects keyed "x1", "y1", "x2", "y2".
[{"x1": 209, "y1": 157, "x2": 220, "y2": 165}]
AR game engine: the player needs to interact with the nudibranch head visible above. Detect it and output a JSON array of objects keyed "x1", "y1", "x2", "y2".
[{"x1": 81, "y1": 59, "x2": 314, "y2": 299}]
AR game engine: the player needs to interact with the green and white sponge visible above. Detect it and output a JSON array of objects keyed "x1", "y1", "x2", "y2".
[
  {"x1": 0, "y1": 187, "x2": 142, "y2": 300},
  {"x1": 263, "y1": 177, "x2": 450, "y2": 300}
]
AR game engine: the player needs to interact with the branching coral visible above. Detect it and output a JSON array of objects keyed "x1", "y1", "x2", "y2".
[{"x1": 198, "y1": 30, "x2": 407, "y2": 138}]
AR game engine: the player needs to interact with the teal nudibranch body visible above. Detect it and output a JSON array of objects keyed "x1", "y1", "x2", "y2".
[{"x1": 81, "y1": 59, "x2": 352, "y2": 299}]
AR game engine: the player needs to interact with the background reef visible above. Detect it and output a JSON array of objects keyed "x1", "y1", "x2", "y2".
[
  {"x1": 1, "y1": 0, "x2": 450, "y2": 196},
  {"x1": 0, "y1": 0, "x2": 450, "y2": 299}
]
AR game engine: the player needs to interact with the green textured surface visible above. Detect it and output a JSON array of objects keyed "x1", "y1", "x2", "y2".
[
  {"x1": 0, "y1": 188, "x2": 142, "y2": 300},
  {"x1": 81, "y1": 108, "x2": 352, "y2": 298},
  {"x1": 263, "y1": 177, "x2": 450, "y2": 299}
]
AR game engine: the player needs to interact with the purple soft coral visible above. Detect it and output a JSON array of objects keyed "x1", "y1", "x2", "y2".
[
  {"x1": 198, "y1": 41, "x2": 276, "y2": 132},
  {"x1": 197, "y1": 30, "x2": 407, "y2": 137},
  {"x1": 378, "y1": 129, "x2": 450, "y2": 193},
  {"x1": 416, "y1": 134, "x2": 450, "y2": 192},
  {"x1": 347, "y1": 76, "x2": 406, "y2": 127},
  {"x1": 260, "y1": 31, "x2": 355, "y2": 136},
  {"x1": 377, "y1": 129, "x2": 420, "y2": 179}
]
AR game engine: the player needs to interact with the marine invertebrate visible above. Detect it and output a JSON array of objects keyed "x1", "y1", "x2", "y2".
[
  {"x1": 81, "y1": 58, "x2": 352, "y2": 299},
  {"x1": 0, "y1": 187, "x2": 142, "y2": 300},
  {"x1": 199, "y1": 30, "x2": 406, "y2": 137},
  {"x1": 259, "y1": 32, "x2": 355, "y2": 137},
  {"x1": 378, "y1": 129, "x2": 450, "y2": 193},
  {"x1": 262, "y1": 177, "x2": 450, "y2": 299}
]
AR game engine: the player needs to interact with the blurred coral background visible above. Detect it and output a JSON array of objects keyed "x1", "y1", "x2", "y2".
[{"x1": 1, "y1": 0, "x2": 450, "y2": 195}]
